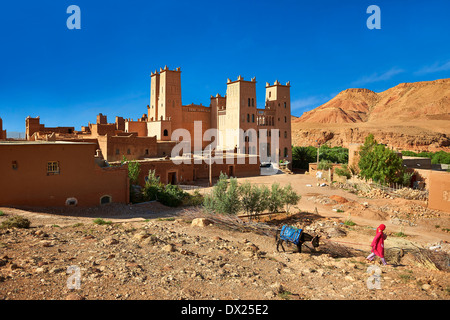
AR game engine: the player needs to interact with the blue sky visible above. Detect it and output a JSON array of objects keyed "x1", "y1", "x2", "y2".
[{"x1": 1, "y1": 0, "x2": 450, "y2": 134}]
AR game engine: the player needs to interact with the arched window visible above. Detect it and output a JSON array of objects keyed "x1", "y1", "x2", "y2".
[
  {"x1": 163, "y1": 129, "x2": 168, "y2": 136},
  {"x1": 284, "y1": 131, "x2": 287, "y2": 138},
  {"x1": 252, "y1": 114, "x2": 255, "y2": 123},
  {"x1": 247, "y1": 114, "x2": 250, "y2": 122},
  {"x1": 248, "y1": 98, "x2": 251, "y2": 107},
  {"x1": 284, "y1": 147, "x2": 288, "y2": 158}
]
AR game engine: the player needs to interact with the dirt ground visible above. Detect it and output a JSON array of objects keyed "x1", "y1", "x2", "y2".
[{"x1": 0, "y1": 173, "x2": 449, "y2": 300}]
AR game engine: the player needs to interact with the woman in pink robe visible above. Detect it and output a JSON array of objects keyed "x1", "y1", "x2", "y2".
[{"x1": 366, "y1": 224, "x2": 388, "y2": 265}]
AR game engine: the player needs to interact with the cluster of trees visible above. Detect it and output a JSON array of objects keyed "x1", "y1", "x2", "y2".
[
  {"x1": 358, "y1": 134, "x2": 410, "y2": 186},
  {"x1": 401, "y1": 150, "x2": 450, "y2": 165},
  {"x1": 292, "y1": 145, "x2": 348, "y2": 169},
  {"x1": 203, "y1": 173, "x2": 301, "y2": 217}
]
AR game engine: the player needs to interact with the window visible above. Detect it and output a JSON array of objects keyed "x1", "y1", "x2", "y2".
[
  {"x1": 284, "y1": 116, "x2": 287, "y2": 123},
  {"x1": 100, "y1": 195, "x2": 112, "y2": 205},
  {"x1": 252, "y1": 114, "x2": 255, "y2": 123},
  {"x1": 247, "y1": 114, "x2": 250, "y2": 122},
  {"x1": 47, "y1": 161, "x2": 60, "y2": 175},
  {"x1": 65, "y1": 198, "x2": 78, "y2": 206},
  {"x1": 163, "y1": 129, "x2": 168, "y2": 136},
  {"x1": 284, "y1": 131, "x2": 287, "y2": 138},
  {"x1": 12, "y1": 161, "x2": 18, "y2": 170},
  {"x1": 127, "y1": 149, "x2": 131, "y2": 155},
  {"x1": 248, "y1": 98, "x2": 251, "y2": 107},
  {"x1": 284, "y1": 102, "x2": 287, "y2": 108},
  {"x1": 284, "y1": 147, "x2": 288, "y2": 158},
  {"x1": 145, "y1": 149, "x2": 149, "y2": 155},
  {"x1": 115, "y1": 149, "x2": 120, "y2": 155}
]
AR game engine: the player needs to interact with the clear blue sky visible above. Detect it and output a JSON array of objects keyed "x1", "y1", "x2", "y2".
[{"x1": 1, "y1": 0, "x2": 450, "y2": 133}]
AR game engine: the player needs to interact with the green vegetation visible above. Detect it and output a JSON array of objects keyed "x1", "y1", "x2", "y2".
[
  {"x1": 0, "y1": 216, "x2": 31, "y2": 229},
  {"x1": 0, "y1": 210, "x2": 4, "y2": 216},
  {"x1": 358, "y1": 134, "x2": 405, "y2": 185},
  {"x1": 401, "y1": 150, "x2": 450, "y2": 165},
  {"x1": 122, "y1": 156, "x2": 141, "y2": 184},
  {"x1": 334, "y1": 164, "x2": 352, "y2": 179},
  {"x1": 93, "y1": 218, "x2": 112, "y2": 225},
  {"x1": 141, "y1": 169, "x2": 194, "y2": 208},
  {"x1": 203, "y1": 172, "x2": 301, "y2": 217},
  {"x1": 393, "y1": 231, "x2": 407, "y2": 237},
  {"x1": 291, "y1": 145, "x2": 348, "y2": 169},
  {"x1": 344, "y1": 219, "x2": 356, "y2": 226}
]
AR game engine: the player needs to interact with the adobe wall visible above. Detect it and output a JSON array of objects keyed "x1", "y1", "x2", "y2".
[
  {"x1": 126, "y1": 120, "x2": 148, "y2": 137},
  {"x1": 182, "y1": 105, "x2": 212, "y2": 150},
  {"x1": 133, "y1": 155, "x2": 260, "y2": 186},
  {"x1": 0, "y1": 142, "x2": 128, "y2": 207},
  {"x1": 428, "y1": 170, "x2": 450, "y2": 213}
]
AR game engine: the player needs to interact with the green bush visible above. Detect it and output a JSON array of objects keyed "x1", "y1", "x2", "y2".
[
  {"x1": 334, "y1": 164, "x2": 352, "y2": 179},
  {"x1": 268, "y1": 183, "x2": 284, "y2": 213},
  {"x1": 281, "y1": 184, "x2": 301, "y2": 214},
  {"x1": 182, "y1": 190, "x2": 204, "y2": 207},
  {"x1": 157, "y1": 184, "x2": 188, "y2": 207},
  {"x1": 318, "y1": 159, "x2": 333, "y2": 170},
  {"x1": 0, "y1": 216, "x2": 31, "y2": 229},
  {"x1": 203, "y1": 175, "x2": 301, "y2": 216},
  {"x1": 93, "y1": 218, "x2": 112, "y2": 225}
]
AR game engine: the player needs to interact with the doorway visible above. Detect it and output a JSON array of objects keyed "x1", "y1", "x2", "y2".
[{"x1": 168, "y1": 171, "x2": 177, "y2": 185}]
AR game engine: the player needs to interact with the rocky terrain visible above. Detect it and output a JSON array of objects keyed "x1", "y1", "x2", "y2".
[
  {"x1": 0, "y1": 174, "x2": 449, "y2": 301},
  {"x1": 292, "y1": 78, "x2": 450, "y2": 152}
]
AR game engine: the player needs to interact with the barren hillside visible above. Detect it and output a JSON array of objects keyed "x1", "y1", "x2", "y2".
[{"x1": 292, "y1": 79, "x2": 450, "y2": 151}]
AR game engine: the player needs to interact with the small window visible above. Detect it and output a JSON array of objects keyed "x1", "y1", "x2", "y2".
[
  {"x1": 284, "y1": 131, "x2": 287, "y2": 138},
  {"x1": 247, "y1": 114, "x2": 250, "y2": 122},
  {"x1": 163, "y1": 129, "x2": 168, "y2": 136},
  {"x1": 284, "y1": 116, "x2": 287, "y2": 123},
  {"x1": 284, "y1": 102, "x2": 287, "y2": 108},
  {"x1": 127, "y1": 149, "x2": 131, "y2": 155},
  {"x1": 252, "y1": 114, "x2": 255, "y2": 123},
  {"x1": 248, "y1": 98, "x2": 251, "y2": 107},
  {"x1": 47, "y1": 161, "x2": 60, "y2": 175},
  {"x1": 145, "y1": 149, "x2": 149, "y2": 155},
  {"x1": 100, "y1": 195, "x2": 112, "y2": 205},
  {"x1": 115, "y1": 149, "x2": 120, "y2": 155},
  {"x1": 12, "y1": 161, "x2": 18, "y2": 170},
  {"x1": 65, "y1": 198, "x2": 78, "y2": 206},
  {"x1": 284, "y1": 147, "x2": 288, "y2": 158}
]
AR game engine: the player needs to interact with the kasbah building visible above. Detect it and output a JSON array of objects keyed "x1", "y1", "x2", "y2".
[{"x1": 0, "y1": 66, "x2": 292, "y2": 207}]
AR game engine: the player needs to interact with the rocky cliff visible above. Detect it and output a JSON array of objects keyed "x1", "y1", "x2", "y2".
[{"x1": 292, "y1": 79, "x2": 450, "y2": 151}]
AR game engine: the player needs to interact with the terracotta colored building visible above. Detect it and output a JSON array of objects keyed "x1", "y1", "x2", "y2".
[
  {"x1": 0, "y1": 117, "x2": 6, "y2": 140},
  {"x1": 143, "y1": 66, "x2": 292, "y2": 165},
  {"x1": 428, "y1": 170, "x2": 450, "y2": 213},
  {"x1": 0, "y1": 141, "x2": 129, "y2": 207}
]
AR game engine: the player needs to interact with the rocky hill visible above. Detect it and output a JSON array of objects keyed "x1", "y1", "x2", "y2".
[{"x1": 292, "y1": 79, "x2": 450, "y2": 151}]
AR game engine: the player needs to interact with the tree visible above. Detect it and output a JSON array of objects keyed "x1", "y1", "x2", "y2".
[
  {"x1": 281, "y1": 184, "x2": 301, "y2": 214},
  {"x1": 267, "y1": 183, "x2": 284, "y2": 213},
  {"x1": 358, "y1": 134, "x2": 404, "y2": 185}
]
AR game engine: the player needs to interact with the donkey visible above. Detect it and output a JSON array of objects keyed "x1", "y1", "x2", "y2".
[{"x1": 275, "y1": 225, "x2": 321, "y2": 253}]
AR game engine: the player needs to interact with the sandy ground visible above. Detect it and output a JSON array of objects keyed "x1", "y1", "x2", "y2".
[{"x1": 0, "y1": 172, "x2": 449, "y2": 301}]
